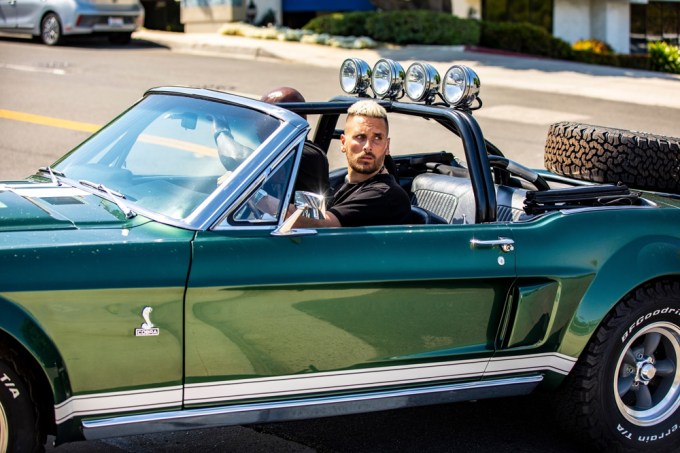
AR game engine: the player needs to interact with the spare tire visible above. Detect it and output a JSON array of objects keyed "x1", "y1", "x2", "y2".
[{"x1": 544, "y1": 122, "x2": 680, "y2": 194}]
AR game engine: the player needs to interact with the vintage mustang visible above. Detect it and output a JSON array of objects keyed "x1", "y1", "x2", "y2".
[{"x1": 1, "y1": 58, "x2": 679, "y2": 453}]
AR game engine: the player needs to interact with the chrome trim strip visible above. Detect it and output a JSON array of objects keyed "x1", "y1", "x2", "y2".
[
  {"x1": 561, "y1": 204, "x2": 656, "y2": 215},
  {"x1": 82, "y1": 376, "x2": 543, "y2": 440}
]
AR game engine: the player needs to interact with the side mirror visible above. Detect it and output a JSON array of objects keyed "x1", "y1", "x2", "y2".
[
  {"x1": 294, "y1": 191, "x2": 326, "y2": 220},
  {"x1": 272, "y1": 191, "x2": 326, "y2": 236}
]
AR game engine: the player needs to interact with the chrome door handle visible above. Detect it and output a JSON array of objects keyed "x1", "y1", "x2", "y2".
[{"x1": 470, "y1": 237, "x2": 514, "y2": 252}]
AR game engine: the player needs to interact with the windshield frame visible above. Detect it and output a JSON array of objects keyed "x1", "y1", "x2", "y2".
[{"x1": 51, "y1": 87, "x2": 310, "y2": 231}]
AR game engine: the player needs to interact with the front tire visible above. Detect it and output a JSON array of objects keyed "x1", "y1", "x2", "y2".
[
  {"x1": 0, "y1": 347, "x2": 44, "y2": 452},
  {"x1": 560, "y1": 281, "x2": 680, "y2": 452},
  {"x1": 40, "y1": 13, "x2": 62, "y2": 46}
]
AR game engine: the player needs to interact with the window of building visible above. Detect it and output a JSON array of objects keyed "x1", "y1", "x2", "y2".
[{"x1": 630, "y1": 1, "x2": 680, "y2": 53}]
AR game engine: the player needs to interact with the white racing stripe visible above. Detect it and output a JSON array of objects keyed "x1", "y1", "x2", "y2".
[
  {"x1": 54, "y1": 386, "x2": 183, "y2": 424},
  {"x1": 487, "y1": 352, "x2": 577, "y2": 375},
  {"x1": 185, "y1": 357, "x2": 489, "y2": 405},
  {"x1": 54, "y1": 352, "x2": 577, "y2": 424}
]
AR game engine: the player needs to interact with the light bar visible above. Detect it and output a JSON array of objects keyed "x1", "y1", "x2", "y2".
[
  {"x1": 405, "y1": 62, "x2": 441, "y2": 103},
  {"x1": 339, "y1": 58, "x2": 371, "y2": 95},
  {"x1": 442, "y1": 65, "x2": 480, "y2": 108},
  {"x1": 371, "y1": 59, "x2": 404, "y2": 99}
]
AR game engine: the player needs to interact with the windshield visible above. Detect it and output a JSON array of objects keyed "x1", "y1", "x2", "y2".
[{"x1": 53, "y1": 94, "x2": 281, "y2": 220}]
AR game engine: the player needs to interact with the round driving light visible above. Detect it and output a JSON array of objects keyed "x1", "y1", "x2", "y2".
[
  {"x1": 340, "y1": 58, "x2": 371, "y2": 95},
  {"x1": 442, "y1": 65, "x2": 480, "y2": 107},
  {"x1": 405, "y1": 62, "x2": 441, "y2": 102},
  {"x1": 371, "y1": 59, "x2": 405, "y2": 99}
]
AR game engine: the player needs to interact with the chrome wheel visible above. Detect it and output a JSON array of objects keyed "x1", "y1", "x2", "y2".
[
  {"x1": 41, "y1": 14, "x2": 61, "y2": 46},
  {"x1": 614, "y1": 322, "x2": 680, "y2": 426},
  {"x1": 0, "y1": 401, "x2": 8, "y2": 453}
]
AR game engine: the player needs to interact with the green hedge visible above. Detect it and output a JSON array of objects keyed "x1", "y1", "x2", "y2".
[
  {"x1": 303, "y1": 11, "x2": 374, "y2": 37},
  {"x1": 572, "y1": 50, "x2": 651, "y2": 71},
  {"x1": 304, "y1": 10, "x2": 479, "y2": 45},
  {"x1": 479, "y1": 21, "x2": 572, "y2": 59},
  {"x1": 366, "y1": 10, "x2": 480, "y2": 45}
]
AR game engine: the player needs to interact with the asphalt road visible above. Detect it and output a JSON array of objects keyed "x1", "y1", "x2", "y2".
[
  {"x1": 1, "y1": 33, "x2": 675, "y2": 453},
  {"x1": 2, "y1": 33, "x2": 680, "y2": 181}
]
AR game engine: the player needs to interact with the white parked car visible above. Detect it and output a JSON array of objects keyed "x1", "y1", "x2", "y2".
[{"x1": 0, "y1": 0, "x2": 144, "y2": 45}]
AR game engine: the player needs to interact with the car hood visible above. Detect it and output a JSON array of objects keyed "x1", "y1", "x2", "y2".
[{"x1": 0, "y1": 182, "x2": 148, "y2": 232}]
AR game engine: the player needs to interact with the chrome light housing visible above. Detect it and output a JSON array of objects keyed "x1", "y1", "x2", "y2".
[
  {"x1": 405, "y1": 62, "x2": 441, "y2": 103},
  {"x1": 340, "y1": 58, "x2": 371, "y2": 95},
  {"x1": 371, "y1": 59, "x2": 405, "y2": 99},
  {"x1": 442, "y1": 65, "x2": 480, "y2": 108}
]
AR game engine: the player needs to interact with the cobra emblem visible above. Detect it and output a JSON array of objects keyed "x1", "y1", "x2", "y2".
[
  {"x1": 141, "y1": 306, "x2": 154, "y2": 329},
  {"x1": 135, "y1": 306, "x2": 160, "y2": 336}
]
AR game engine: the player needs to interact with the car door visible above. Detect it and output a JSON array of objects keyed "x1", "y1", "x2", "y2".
[
  {"x1": 15, "y1": 0, "x2": 43, "y2": 31},
  {"x1": 0, "y1": 0, "x2": 16, "y2": 28},
  {"x1": 182, "y1": 153, "x2": 517, "y2": 408}
]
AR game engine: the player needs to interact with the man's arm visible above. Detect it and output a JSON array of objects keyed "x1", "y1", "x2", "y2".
[{"x1": 289, "y1": 206, "x2": 342, "y2": 228}]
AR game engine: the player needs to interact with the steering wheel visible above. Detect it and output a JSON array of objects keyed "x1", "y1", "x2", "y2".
[{"x1": 488, "y1": 155, "x2": 550, "y2": 191}]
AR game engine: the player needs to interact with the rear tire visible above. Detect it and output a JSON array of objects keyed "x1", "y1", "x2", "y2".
[
  {"x1": 40, "y1": 13, "x2": 62, "y2": 46},
  {"x1": 559, "y1": 281, "x2": 680, "y2": 452},
  {"x1": 544, "y1": 122, "x2": 680, "y2": 194},
  {"x1": 0, "y1": 347, "x2": 44, "y2": 452}
]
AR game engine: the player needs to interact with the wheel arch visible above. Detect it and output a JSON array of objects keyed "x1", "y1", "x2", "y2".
[
  {"x1": 557, "y1": 235, "x2": 680, "y2": 361},
  {"x1": 0, "y1": 297, "x2": 73, "y2": 435},
  {"x1": 35, "y1": 9, "x2": 60, "y2": 35}
]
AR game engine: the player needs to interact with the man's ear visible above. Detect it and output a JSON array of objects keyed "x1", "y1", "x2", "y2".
[
  {"x1": 386, "y1": 137, "x2": 391, "y2": 155},
  {"x1": 340, "y1": 134, "x2": 346, "y2": 153}
]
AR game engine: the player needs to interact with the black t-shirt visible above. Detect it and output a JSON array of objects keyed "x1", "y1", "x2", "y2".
[{"x1": 328, "y1": 173, "x2": 411, "y2": 227}]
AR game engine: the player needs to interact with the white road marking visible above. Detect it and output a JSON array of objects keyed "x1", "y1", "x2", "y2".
[{"x1": 0, "y1": 63, "x2": 67, "y2": 75}]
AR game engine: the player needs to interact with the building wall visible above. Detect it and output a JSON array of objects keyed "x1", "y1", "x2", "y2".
[
  {"x1": 451, "y1": 0, "x2": 481, "y2": 19},
  {"x1": 553, "y1": 0, "x2": 591, "y2": 45},
  {"x1": 181, "y1": 0, "x2": 246, "y2": 32},
  {"x1": 597, "y1": 1, "x2": 630, "y2": 53},
  {"x1": 553, "y1": 0, "x2": 631, "y2": 53}
]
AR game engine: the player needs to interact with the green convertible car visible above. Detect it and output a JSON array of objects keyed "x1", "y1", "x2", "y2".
[{"x1": 1, "y1": 58, "x2": 680, "y2": 453}]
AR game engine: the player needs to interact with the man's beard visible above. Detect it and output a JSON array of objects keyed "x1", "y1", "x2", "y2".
[{"x1": 349, "y1": 153, "x2": 384, "y2": 175}]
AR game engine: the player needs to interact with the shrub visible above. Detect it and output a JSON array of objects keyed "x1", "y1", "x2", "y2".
[
  {"x1": 365, "y1": 10, "x2": 480, "y2": 45},
  {"x1": 572, "y1": 39, "x2": 613, "y2": 55},
  {"x1": 480, "y1": 21, "x2": 572, "y2": 59},
  {"x1": 649, "y1": 41, "x2": 680, "y2": 74},
  {"x1": 572, "y1": 50, "x2": 618, "y2": 66},
  {"x1": 303, "y1": 11, "x2": 374, "y2": 37}
]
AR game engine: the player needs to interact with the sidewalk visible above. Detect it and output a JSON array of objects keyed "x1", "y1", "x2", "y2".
[{"x1": 132, "y1": 29, "x2": 680, "y2": 110}]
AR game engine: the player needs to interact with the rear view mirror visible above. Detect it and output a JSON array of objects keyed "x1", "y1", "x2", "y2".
[{"x1": 166, "y1": 112, "x2": 198, "y2": 130}]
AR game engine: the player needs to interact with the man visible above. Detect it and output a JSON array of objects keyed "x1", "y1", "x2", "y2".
[
  {"x1": 292, "y1": 100, "x2": 411, "y2": 228},
  {"x1": 260, "y1": 87, "x2": 330, "y2": 196}
]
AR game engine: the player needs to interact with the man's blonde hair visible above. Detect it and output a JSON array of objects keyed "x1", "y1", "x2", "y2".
[{"x1": 347, "y1": 100, "x2": 389, "y2": 134}]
